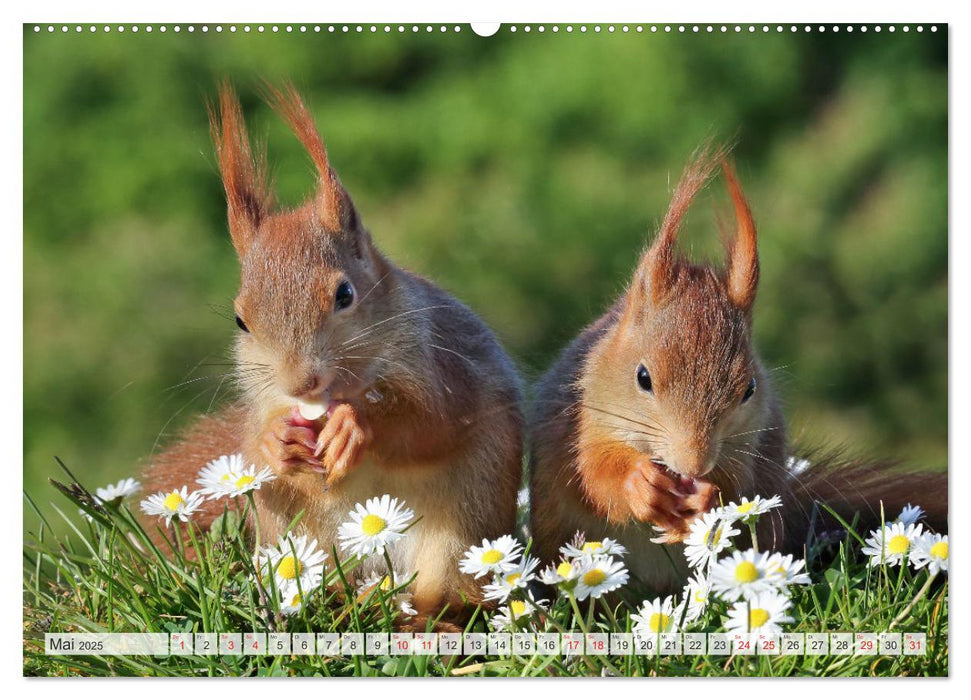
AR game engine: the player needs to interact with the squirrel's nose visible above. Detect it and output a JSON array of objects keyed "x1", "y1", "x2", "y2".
[
  {"x1": 667, "y1": 435, "x2": 717, "y2": 478},
  {"x1": 289, "y1": 370, "x2": 334, "y2": 400}
]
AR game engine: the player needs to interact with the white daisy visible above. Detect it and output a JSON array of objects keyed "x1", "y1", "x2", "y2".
[
  {"x1": 724, "y1": 591, "x2": 793, "y2": 635},
  {"x1": 459, "y1": 535, "x2": 523, "y2": 578},
  {"x1": 710, "y1": 549, "x2": 783, "y2": 601},
  {"x1": 765, "y1": 553, "x2": 811, "y2": 587},
  {"x1": 82, "y1": 477, "x2": 142, "y2": 521},
  {"x1": 277, "y1": 581, "x2": 306, "y2": 616},
  {"x1": 337, "y1": 494, "x2": 415, "y2": 558},
  {"x1": 911, "y1": 533, "x2": 948, "y2": 575},
  {"x1": 862, "y1": 522, "x2": 924, "y2": 567},
  {"x1": 139, "y1": 486, "x2": 205, "y2": 527},
  {"x1": 560, "y1": 535, "x2": 628, "y2": 560},
  {"x1": 196, "y1": 454, "x2": 276, "y2": 500},
  {"x1": 356, "y1": 572, "x2": 417, "y2": 617},
  {"x1": 255, "y1": 534, "x2": 328, "y2": 591},
  {"x1": 681, "y1": 574, "x2": 712, "y2": 622},
  {"x1": 632, "y1": 595, "x2": 680, "y2": 634},
  {"x1": 896, "y1": 504, "x2": 925, "y2": 527},
  {"x1": 718, "y1": 494, "x2": 782, "y2": 523},
  {"x1": 684, "y1": 511, "x2": 741, "y2": 569},
  {"x1": 483, "y1": 556, "x2": 540, "y2": 602},
  {"x1": 95, "y1": 477, "x2": 141, "y2": 506},
  {"x1": 489, "y1": 598, "x2": 538, "y2": 631},
  {"x1": 538, "y1": 558, "x2": 580, "y2": 586},
  {"x1": 572, "y1": 555, "x2": 629, "y2": 601}
]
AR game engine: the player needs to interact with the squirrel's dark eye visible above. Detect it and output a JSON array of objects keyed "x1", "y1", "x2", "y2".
[
  {"x1": 742, "y1": 376, "x2": 756, "y2": 404},
  {"x1": 334, "y1": 280, "x2": 355, "y2": 311},
  {"x1": 235, "y1": 315, "x2": 249, "y2": 333},
  {"x1": 636, "y1": 364, "x2": 653, "y2": 393}
]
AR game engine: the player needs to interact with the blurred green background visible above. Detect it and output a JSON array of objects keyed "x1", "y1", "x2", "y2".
[{"x1": 24, "y1": 26, "x2": 947, "y2": 527}]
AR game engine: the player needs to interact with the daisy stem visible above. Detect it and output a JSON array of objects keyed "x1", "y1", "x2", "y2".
[
  {"x1": 245, "y1": 492, "x2": 262, "y2": 559},
  {"x1": 567, "y1": 592, "x2": 589, "y2": 635},
  {"x1": 889, "y1": 571, "x2": 938, "y2": 631},
  {"x1": 381, "y1": 549, "x2": 398, "y2": 629},
  {"x1": 382, "y1": 549, "x2": 396, "y2": 581},
  {"x1": 173, "y1": 520, "x2": 185, "y2": 561},
  {"x1": 893, "y1": 555, "x2": 910, "y2": 599},
  {"x1": 586, "y1": 597, "x2": 596, "y2": 631},
  {"x1": 748, "y1": 519, "x2": 759, "y2": 553},
  {"x1": 602, "y1": 599, "x2": 621, "y2": 631}
]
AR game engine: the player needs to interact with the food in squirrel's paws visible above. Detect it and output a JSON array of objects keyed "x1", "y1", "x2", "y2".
[{"x1": 297, "y1": 401, "x2": 327, "y2": 421}]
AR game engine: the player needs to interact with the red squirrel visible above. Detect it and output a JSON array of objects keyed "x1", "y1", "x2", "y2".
[
  {"x1": 141, "y1": 83, "x2": 524, "y2": 620},
  {"x1": 528, "y1": 144, "x2": 947, "y2": 592}
]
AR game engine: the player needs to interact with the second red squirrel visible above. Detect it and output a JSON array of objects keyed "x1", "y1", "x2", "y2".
[
  {"x1": 141, "y1": 83, "x2": 524, "y2": 622},
  {"x1": 528, "y1": 144, "x2": 947, "y2": 592}
]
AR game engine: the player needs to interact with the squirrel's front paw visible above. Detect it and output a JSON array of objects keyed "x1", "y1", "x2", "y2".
[
  {"x1": 648, "y1": 478, "x2": 720, "y2": 544},
  {"x1": 624, "y1": 459, "x2": 688, "y2": 532},
  {"x1": 626, "y1": 459, "x2": 720, "y2": 542},
  {"x1": 260, "y1": 413, "x2": 326, "y2": 477},
  {"x1": 315, "y1": 403, "x2": 372, "y2": 487}
]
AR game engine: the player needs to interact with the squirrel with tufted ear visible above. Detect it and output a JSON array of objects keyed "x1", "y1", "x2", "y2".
[
  {"x1": 140, "y1": 82, "x2": 525, "y2": 627},
  {"x1": 528, "y1": 143, "x2": 947, "y2": 594}
]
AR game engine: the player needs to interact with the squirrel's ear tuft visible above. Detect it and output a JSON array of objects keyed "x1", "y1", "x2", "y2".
[
  {"x1": 261, "y1": 81, "x2": 362, "y2": 235},
  {"x1": 721, "y1": 159, "x2": 759, "y2": 313},
  {"x1": 208, "y1": 82, "x2": 275, "y2": 258},
  {"x1": 630, "y1": 143, "x2": 725, "y2": 308}
]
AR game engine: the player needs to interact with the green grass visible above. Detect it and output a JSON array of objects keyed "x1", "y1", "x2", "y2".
[{"x1": 22, "y1": 463, "x2": 947, "y2": 677}]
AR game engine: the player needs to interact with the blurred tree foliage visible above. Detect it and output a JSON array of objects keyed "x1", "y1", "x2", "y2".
[{"x1": 24, "y1": 27, "x2": 946, "y2": 520}]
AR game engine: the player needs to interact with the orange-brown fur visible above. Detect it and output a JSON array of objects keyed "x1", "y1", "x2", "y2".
[
  {"x1": 141, "y1": 82, "x2": 523, "y2": 621},
  {"x1": 529, "y1": 144, "x2": 946, "y2": 594},
  {"x1": 140, "y1": 406, "x2": 246, "y2": 557}
]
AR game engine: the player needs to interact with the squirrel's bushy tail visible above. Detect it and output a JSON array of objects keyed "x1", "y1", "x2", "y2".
[{"x1": 772, "y1": 447, "x2": 948, "y2": 555}]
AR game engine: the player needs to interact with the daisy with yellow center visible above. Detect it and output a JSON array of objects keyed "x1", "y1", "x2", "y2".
[
  {"x1": 459, "y1": 535, "x2": 524, "y2": 579},
  {"x1": 572, "y1": 555, "x2": 629, "y2": 601},
  {"x1": 489, "y1": 598, "x2": 540, "y2": 631},
  {"x1": 255, "y1": 534, "x2": 328, "y2": 591},
  {"x1": 538, "y1": 558, "x2": 580, "y2": 587},
  {"x1": 139, "y1": 486, "x2": 204, "y2": 527},
  {"x1": 356, "y1": 572, "x2": 418, "y2": 617},
  {"x1": 862, "y1": 522, "x2": 924, "y2": 568},
  {"x1": 483, "y1": 556, "x2": 540, "y2": 602},
  {"x1": 277, "y1": 581, "x2": 308, "y2": 616},
  {"x1": 911, "y1": 533, "x2": 948, "y2": 575},
  {"x1": 338, "y1": 494, "x2": 415, "y2": 558},
  {"x1": 718, "y1": 494, "x2": 782, "y2": 523},
  {"x1": 684, "y1": 511, "x2": 741, "y2": 569},
  {"x1": 710, "y1": 548, "x2": 782, "y2": 601},
  {"x1": 196, "y1": 454, "x2": 276, "y2": 500},
  {"x1": 765, "y1": 553, "x2": 811, "y2": 587},
  {"x1": 724, "y1": 591, "x2": 793, "y2": 635},
  {"x1": 681, "y1": 574, "x2": 712, "y2": 622},
  {"x1": 632, "y1": 595, "x2": 680, "y2": 635},
  {"x1": 559, "y1": 535, "x2": 628, "y2": 561}
]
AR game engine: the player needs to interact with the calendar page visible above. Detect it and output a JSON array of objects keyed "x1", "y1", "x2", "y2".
[{"x1": 20, "y1": 6, "x2": 949, "y2": 681}]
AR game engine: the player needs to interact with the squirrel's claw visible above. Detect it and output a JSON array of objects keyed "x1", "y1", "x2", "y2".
[
  {"x1": 261, "y1": 416, "x2": 326, "y2": 477},
  {"x1": 315, "y1": 403, "x2": 372, "y2": 488}
]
